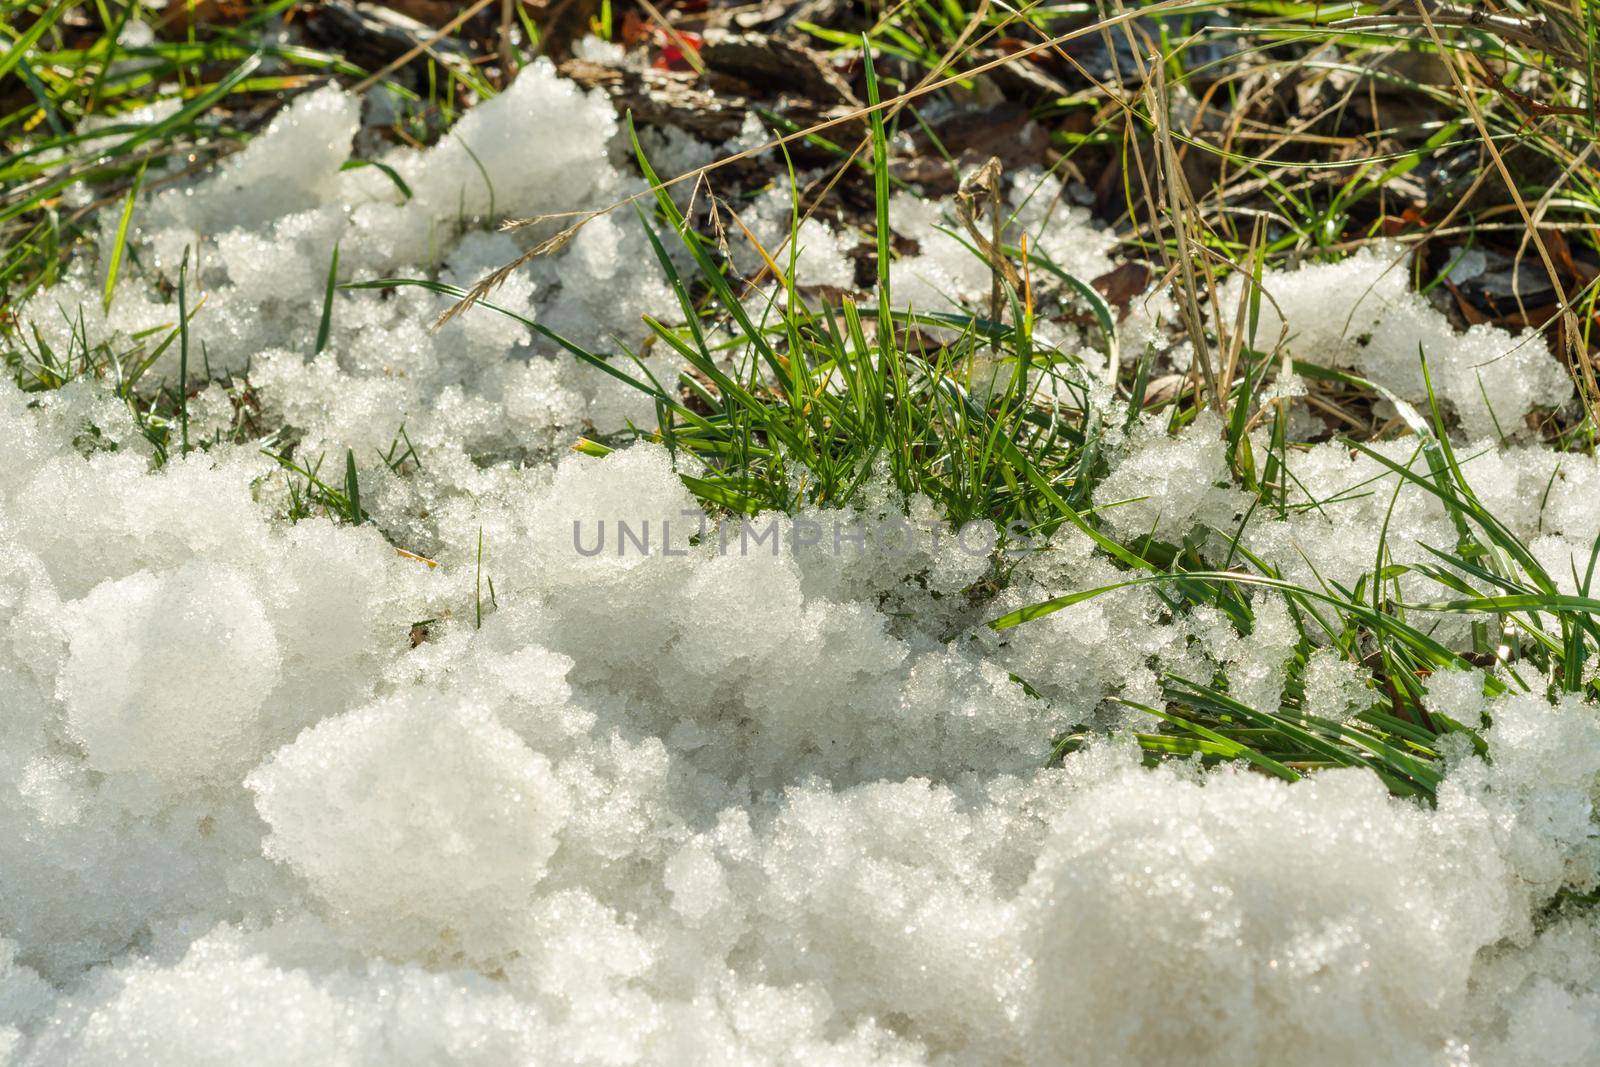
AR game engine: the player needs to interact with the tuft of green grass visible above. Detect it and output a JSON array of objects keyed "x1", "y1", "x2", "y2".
[
  {"x1": 0, "y1": 0, "x2": 550, "y2": 314},
  {"x1": 993, "y1": 350, "x2": 1600, "y2": 800}
]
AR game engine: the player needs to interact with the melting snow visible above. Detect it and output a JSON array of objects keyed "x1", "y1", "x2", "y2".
[{"x1": 3, "y1": 59, "x2": 1599, "y2": 1067}]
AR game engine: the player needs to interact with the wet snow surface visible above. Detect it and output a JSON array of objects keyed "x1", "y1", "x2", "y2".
[{"x1": 5, "y1": 61, "x2": 1600, "y2": 1066}]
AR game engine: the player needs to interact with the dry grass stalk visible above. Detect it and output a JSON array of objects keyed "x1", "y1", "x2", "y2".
[
  {"x1": 954, "y1": 157, "x2": 1022, "y2": 329},
  {"x1": 1333, "y1": 2, "x2": 1558, "y2": 57},
  {"x1": 1146, "y1": 57, "x2": 1225, "y2": 415},
  {"x1": 351, "y1": 0, "x2": 497, "y2": 95},
  {"x1": 498, "y1": 0, "x2": 517, "y2": 86},
  {"x1": 634, "y1": 0, "x2": 707, "y2": 76},
  {"x1": 1412, "y1": 0, "x2": 1600, "y2": 424}
]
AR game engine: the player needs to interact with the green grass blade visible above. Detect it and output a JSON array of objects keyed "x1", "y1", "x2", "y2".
[
  {"x1": 344, "y1": 448, "x2": 362, "y2": 524},
  {"x1": 0, "y1": 0, "x2": 73, "y2": 86},
  {"x1": 315, "y1": 242, "x2": 339, "y2": 354},
  {"x1": 177, "y1": 246, "x2": 190, "y2": 456},
  {"x1": 101, "y1": 161, "x2": 144, "y2": 313}
]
